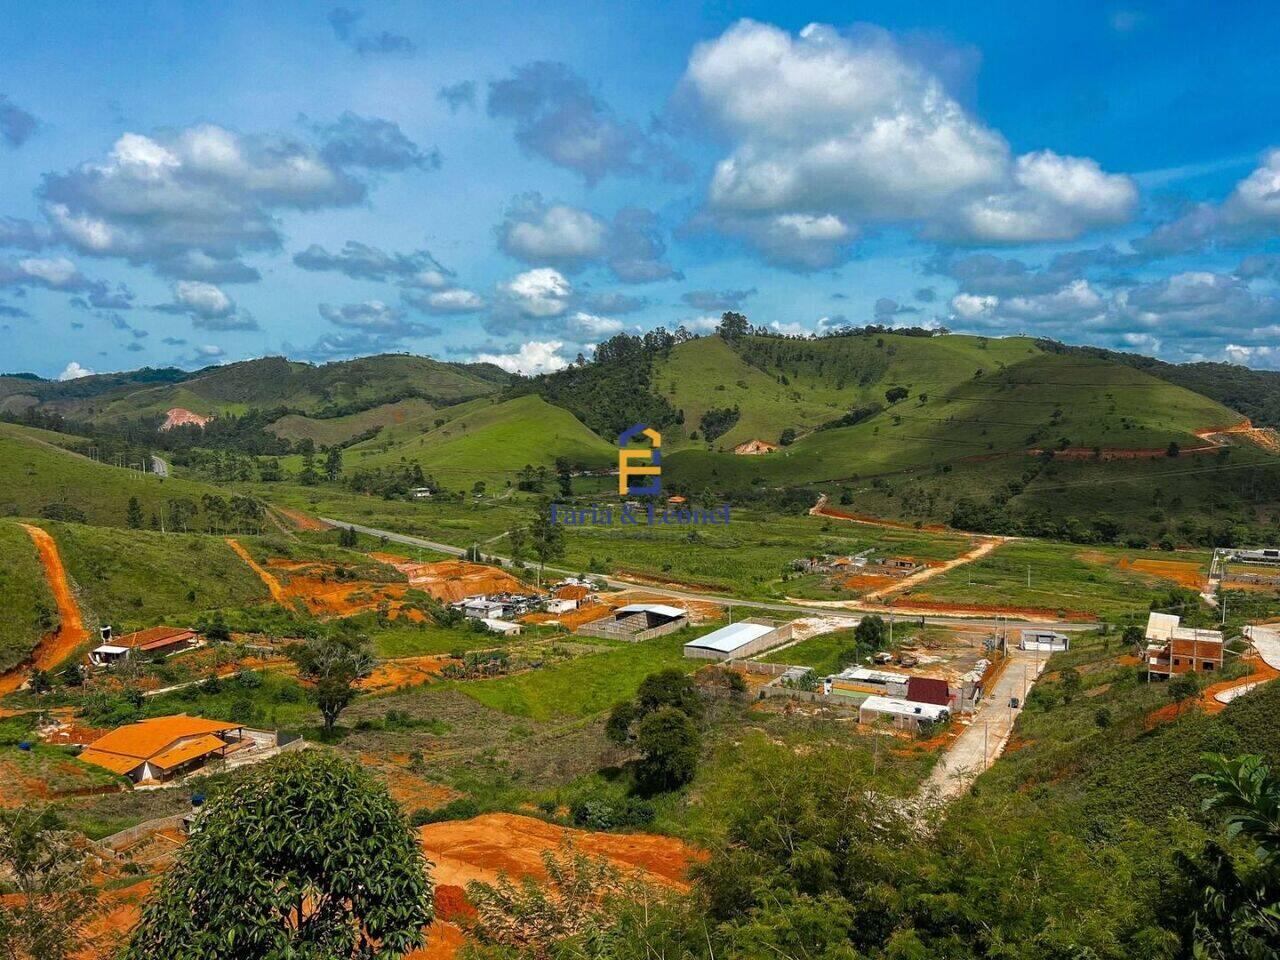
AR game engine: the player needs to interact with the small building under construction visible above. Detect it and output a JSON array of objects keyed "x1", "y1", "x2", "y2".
[
  {"x1": 577, "y1": 603, "x2": 687, "y2": 642},
  {"x1": 682, "y1": 619, "x2": 792, "y2": 660}
]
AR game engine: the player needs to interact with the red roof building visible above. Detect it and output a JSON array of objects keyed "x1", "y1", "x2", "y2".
[{"x1": 906, "y1": 676, "x2": 951, "y2": 707}]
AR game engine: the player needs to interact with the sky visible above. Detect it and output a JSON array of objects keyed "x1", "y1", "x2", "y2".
[{"x1": 2, "y1": 0, "x2": 1280, "y2": 381}]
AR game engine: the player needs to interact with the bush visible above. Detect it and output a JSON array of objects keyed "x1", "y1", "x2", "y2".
[
  {"x1": 569, "y1": 792, "x2": 656, "y2": 830},
  {"x1": 410, "y1": 797, "x2": 481, "y2": 826}
]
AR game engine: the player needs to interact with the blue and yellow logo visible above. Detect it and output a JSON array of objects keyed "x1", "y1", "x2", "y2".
[{"x1": 618, "y1": 423, "x2": 661, "y2": 496}]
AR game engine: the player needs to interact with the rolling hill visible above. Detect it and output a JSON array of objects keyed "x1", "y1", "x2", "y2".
[
  {"x1": 339, "y1": 394, "x2": 616, "y2": 489},
  {"x1": 0, "y1": 354, "x2": 509, "y2": 424}
]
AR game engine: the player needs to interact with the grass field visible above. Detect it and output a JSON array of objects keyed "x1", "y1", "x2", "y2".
[
  {"x1": 0, "y1": 521, "x2": 57, "y2": 672},
  {"x1": 913, "y1": 539, "x2": 1212, "y2": 619},
  {"x1": 0, "y1": 421, "x2": 226, "y2": 528},
  {"x1": 455, "y1": 624, "x2": 715, "y2": 721},
  {"x1": 39, "y1": 522, "x2": 270, "y2": 632},
  {"x1": 759, "y1": 629, "x2": 857, "y2": 674},
  {"x1": 267, "y1": 397, "x2": 439, "y2": 446}
]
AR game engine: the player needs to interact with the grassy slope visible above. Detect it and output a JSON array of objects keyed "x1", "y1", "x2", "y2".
[
  {"x1": 39, "y1": 522, "x2": 270, "y2": 632},
  {"x1": 0, "y1": 521, "x2": 57, "y2": 672},
  {"x1": 342, "y1": 395, "x2": 616, "y2": 489},
  {"x1": 267, "y1": 397, "x2": 438, "y2": 446},
  {"x1": 0, "y1": 421, "x2": 226, "y2": 527},
  {"x1": 667, "y1": 352, "x2": 1246, "y2": 490},
  {"x1": 457, "y1": 625, "x2": 713, "y2": 721},
  {"x1": 60, "y1": 354, "x2": 506, "y2": 421}
]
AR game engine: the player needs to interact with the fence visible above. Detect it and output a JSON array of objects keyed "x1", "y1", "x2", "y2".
[{"x1": 98, "y1": 813, "x2": 188, "y2": 852}]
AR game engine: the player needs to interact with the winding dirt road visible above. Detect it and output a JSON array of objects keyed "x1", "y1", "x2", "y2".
[
  {"x1": 0, "y1": 525, "x2": 90, "y2": 694},
  {"x1": 224, "y1": 537, "x2": 288, "y2": 604}
]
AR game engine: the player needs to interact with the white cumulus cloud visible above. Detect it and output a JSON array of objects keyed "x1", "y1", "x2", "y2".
[{"x1": 474, "y1": 340, "x2": 571, "y2": 375}]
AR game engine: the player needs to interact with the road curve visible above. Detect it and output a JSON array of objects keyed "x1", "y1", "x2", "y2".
[{"x1": 319, "y1": 517, "x2": 1096, "y2": 634}]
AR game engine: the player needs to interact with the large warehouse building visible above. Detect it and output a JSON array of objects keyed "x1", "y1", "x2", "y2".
[{"x1": 682, "y1": 618, "x2": 792, "y2": 660}]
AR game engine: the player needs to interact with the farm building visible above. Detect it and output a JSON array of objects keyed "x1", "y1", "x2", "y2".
[
  {"x1": 906, "y1": 676, "x2": 951, "y2": 707},
  {"x1": 77, "y1": 715, "x2": 247, "y2": 783},
  {"x1": 545, "y1": 598, "x2": 579, "y2": 614},
  {"x1": 481, "y1": 618, "x2": 522, "y2": 636},
  {"x1": 577, "y1": 603, "x2": 687, "y2": 641},
  {"x1": 1019, "y1": 629, "x2": 1070, "y2": 652},
  {"x1": 826, "y1": 666, "x2": 911, "y2": 699},
  {"x1": 89, "y1": 625, "x2": 197, "y2": 667},
  {"x1": 858, "y1": 695, "x2": 950, "y2": 732},
  {"x1": 1145, "y1": 612, "x2": 1223, "y2": 678},
  {"x1": 1228, "y1": 547, "x2": 1280, "y2": 566},
  {"x1": 682, "y1": 619, "x2": 793, "y2": 660},
  {"x1": 732, "y1": 439, "x2": 779, "y2": 455}
]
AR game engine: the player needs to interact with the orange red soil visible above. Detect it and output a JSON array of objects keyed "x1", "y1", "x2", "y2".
[
  {"x1": 814, "y1": 504, "x2": 948, "y2": 532},
  {"x1": 1118, "y1": 557, "x2": 1206, "y2": 590},
  {"x1": 374, "y1": 556, "x2": 533, "y2": 604},
  {"x1": 271, "y1": 505, "x2": 331, "y2": 532},
  {"x1": 0, "y1": 524, "x2": 90, "y2": 695}
]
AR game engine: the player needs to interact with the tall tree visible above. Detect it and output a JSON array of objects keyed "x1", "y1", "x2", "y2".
[
  {"x1": 324, "y1": 446, "x2": 343, "y2": 481},
  {"x1": 0, "y1": 806, "x2": 103, "y2": 960},
  {"x1": 526, "y1": 500, "x2": 566, "y2": 577},
  {"x1": 289, "y1": 625, "x2": 375, "y2": 733},
  {"x1": 122, "y1": 752, "x2": 432, "y2": 960}
]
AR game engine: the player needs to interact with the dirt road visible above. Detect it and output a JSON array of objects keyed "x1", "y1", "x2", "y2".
[
  {"x1": 0, "y1": 525, "x2": 91, "y2": 694},
  {"x1": 224, "y1": 537, "x2": 288, "y2": 604},
  {"x1": 863, "y1": 537, "x2": 1007, "y2": 601}
]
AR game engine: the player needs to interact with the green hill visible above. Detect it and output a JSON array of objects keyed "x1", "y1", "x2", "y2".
[
  {"x1": 341, "y1": 394, "x2": 616, "y2": 489},
  {"x1": 0, "y1": 421, "x2": 246, "y2": 529},
  {"x1": 0, "y1": 521, "x2": 57, "y2": 673},
  {"x1": 267, "y1": 398, "x2": 439, "y2": 447},
  {"x1": 4, "y1": 354, "x2": 509, "y2": 424}
]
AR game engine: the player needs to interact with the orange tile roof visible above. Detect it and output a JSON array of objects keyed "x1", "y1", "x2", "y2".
[
  {"x1": 86, "y1": 715, "x2": 240, "y2": 762},
  {"x1": 77, "y1": 749, "x2": 143, "y2": 776},
  {"x1": 149, "y1": 734, "x2": 229, "y2": 771},
  {"x1": 117, "y1": 626, "x2": 196, "y2": 650}
]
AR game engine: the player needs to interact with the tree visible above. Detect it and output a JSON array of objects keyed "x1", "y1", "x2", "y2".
[
  {"x1": 1169, "y1": 671, "x2": 1202, "y2": 704},
  {"x1": 323, "y1": 446, "x2": 342, "y2": 481},
  {"x1": 1059, "y1": 667, "x2": 1082, "y2": 703},
  {"x1": 0, "y1": 807, "x2": 102, "y2": 960},
  {"x1": 526, "y1": 501, "x2": 566, "y2": 576},
  {"x1": 126, "y1": 496, "x2": 143, "y2": 529},
  {"x1": 854, "y1": 614, "x2": 888, "y2": 651},
  {"x1": 1167, "y1": 441, "x2": 1181, "y2": 458},
  {"x1": 555, "y1": 456, "x2": 572, "y2": 497},
  {"x1": 634, "y1": 707, "x2": 700, "y2": 793},
  {"x1": 122, "y1": 751, "x2": 432, "y2": 960},
  {"x1": 1166, "y1": 755, "x2": 1280, "y2": 957},
  {"x1": 884, "y1": 386, "x2": 910, "y2": 404},
  {"x1": 289, "y1": 627, "x2": 375, "y2": 733},
  {"x1": 717, "y1": 311, "x2": 750, "y2": 342},
  {"x1": 338, "y1": 525, "x2": 358, "y2": 548},
  {"x1": 635, "y1": 669, "x2": 703, "y2": 722},
  {"x1": 779, "y1": 427, "x2": 797, "y2": 446}
]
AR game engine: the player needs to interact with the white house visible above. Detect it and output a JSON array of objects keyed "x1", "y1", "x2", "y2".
[
  {"x1": 481, "y1": 618, "x2": 522, "y2": 636},
  {"x1": 858, "y1": 695, "x2": 950, "y2": 732}
]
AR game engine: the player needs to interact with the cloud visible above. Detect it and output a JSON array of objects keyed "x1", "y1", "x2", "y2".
[
  {"x1": 56, "y1": 360, "x2": 93, "y2": 381},
  {"x1": 0, "y1": 301, "x2": 29, "y2": 319},
  {"x1": 498, "y1": 194, "x2": 607, "y2": 268},
  {"x1": 194, "y1": 344, "x2": 224, "y2": 358},
  {"x1": 438, "y1": 81, "x2": 477, "y2": 113},
  {"x1": 579, "y1": 290, "x2": 648, "y2": 314},
  {"x1": 565, "y1": 311, "x2": 624, "y2": 338},
  {"x1": 318, "y1": 300, "x2": 440, "y2": 346},
  {"x1": 681, "y1": 287, "x2": 755, "y2": 310},
  {"x1": 37, "y1": 123, "x2": 392, "y2": 279},
  {"x1": 473, "y1": 340, "x2": 571, "y2": 375},
  {"x1": 487, "y1": 61, "x2": 684, "y2": 184},
  {"x1": 0, "y1": 216, "x2": 55, "y2": 250},
  {"x1": 403, "y1": 286, "x2": 485, "y2": 314},
  {"x1": 0, "y1": 255, "x2": 133, "y2": 307},
  {"x1": 500, "y1": 267, "x2": 573, "y2": 318},
  {"x1": 308, "y1": 112, "x2": 439, "y2": 171},
  {"x1": 1223, "y1": 344, "x2": 1280, "y2": 369},
  {"x1": 872, "y1": 297, "x2": 920, "y2": 322},
  {"x1": 294, "y1": 239, "x2": 449, "y2": 283},
  {"x1": 914, "y1": 286, "x2": 936, "y2": 303},
  {"x1": 161, "y1": 336, "x2": 187, "y2": 346},
  {"x1": 0, "y1": 94, "x2": 37, "y2": 147},
  {"x1": 679, "y1": 20, "x2": 1135, "y2": 266},
  {"x1": 1134, "y1": 150, "x2": 1280, "y2": 257},
  {"x1": 156, "y1": 280, "x2": 258, "y2": 330},
  {"x1": 497, "y1": 193, "x2": 679, "y2": 283},
  {"x1": 328, "y1": 7, "x2": 415, "y2": 56}
]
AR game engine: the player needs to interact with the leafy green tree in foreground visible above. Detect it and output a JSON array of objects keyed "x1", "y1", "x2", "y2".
[
  {"x1": 0, "y1": 807, "x2": 102, "y2": 960},
  {"x1": 1168, "y1": 754, "x2": 1280, "y2": 958},
  {"x1": 122, "y1": 751, "x2": 432, "y2": 960}
]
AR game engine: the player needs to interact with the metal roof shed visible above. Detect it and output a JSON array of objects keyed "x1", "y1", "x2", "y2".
[{"x1": 683, "y1": 618, "x2": 792, "y2": 660}]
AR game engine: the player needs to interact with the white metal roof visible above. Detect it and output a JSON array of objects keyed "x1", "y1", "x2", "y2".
[
  {"x1": 92, "y1": 644, "x2": 129, "y2": 655},
  {"x1": 615, "y1": 603, "x2": 686, "y2": 618},
  {"x1": 481, "y1": 618, "x2": 520, "y2": 633},
  {"x1": 834, "y1": 666, "x2": 907, "y2": 685},
  {"x1": 859, "y1": 695, "x2": 949, "y2": 721},
  {"x1": 684, "y1": 621, "x2": 775, "y2": 653}
]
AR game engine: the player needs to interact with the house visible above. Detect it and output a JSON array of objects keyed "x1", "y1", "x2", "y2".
[
  {"x1": 732, "y1": 439, "x2": 779, "y2": 456},
  {"x1": 683, "y1": 619, "x2": 793, "y2": 660},
  {"x1": 906, "y1": 676, "x2": 951, "y2": 707},
  {"x1": 77, "y1": 715, "x2": 247, "y2": 783},
  {"x1": 858, "y1": 695, "x2": 949, "y2": 732},
  {"x1": 1228, "y1": 547, "x2": 1280, "y2": 566},
  {"x1": 457, "y1": 597, "x2": 507, "y2": 620},
  {"x1": 1144, "y1": 612, "x2": 1224, "y2": 678},
  {"x1": 545, "y1": 598, "x2": 579, "y2": 614},
  {"x1": 826, "y1": 666, "x2": 911, "y2": 699},
  {"x1": 577, "y1": 603, "x2": 687, "y2": 641},
  {"x1": 1019, "y1": 629, "x2": 1070, "y2": 652},
  {"x1": 481, "y1": 618, "x2": 522, "y2": 636},
  {"x1": 879, "y1": 556, "x2": 920, "y2": 572},
  {"x1": 89, "y1": 625, "x2": 197, "y2": 667},
  {"x1": 410, "y1": 487, "x2": 433, "y2": 500}
]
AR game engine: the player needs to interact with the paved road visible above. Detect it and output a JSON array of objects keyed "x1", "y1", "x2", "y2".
[
  {"x1": 320, "y1": 516, "x2": 1097, "y2": 634},
  {"x1": 151, "y1": 454, "x2": 169, "y2": 477},
  {"x1": 922, "y1": 647, "x2": 1049, "y2": 800}
]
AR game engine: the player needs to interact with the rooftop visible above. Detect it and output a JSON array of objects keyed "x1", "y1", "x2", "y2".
[
  {"x1": 84, "y1": 715, "x2": 241, "y2": 763},
  {"x1": 860, "y1": 695, "x2": 950, "y2": 722},
  {"x1": 683, "y1": 621, "x2": 776, "y2": 654},
  {"x1": 615, "y1": 603, "x2": 686, "y2": 619}
]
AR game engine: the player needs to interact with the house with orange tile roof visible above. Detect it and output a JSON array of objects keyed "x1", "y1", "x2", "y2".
[
  {"x1": 89, "y1": 625, "x2": 198, "y2": 667},
  {"x1": 77, "y1": 714, "x2": 246, "y2": 783}
]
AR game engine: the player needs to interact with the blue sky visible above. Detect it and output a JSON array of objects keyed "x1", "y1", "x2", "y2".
[{"x1": 2, "y1": 0, "x2": 1280, "y2": 380}]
